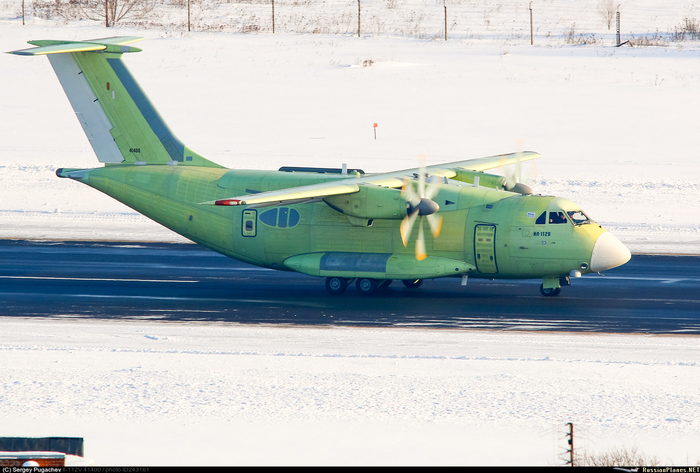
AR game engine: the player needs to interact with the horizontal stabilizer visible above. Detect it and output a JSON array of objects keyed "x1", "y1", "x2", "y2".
[{"x1": 10, "y1": 37, "x2": 143, "y2": 56}]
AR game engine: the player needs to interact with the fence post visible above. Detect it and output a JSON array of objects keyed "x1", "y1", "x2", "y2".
[
  {"x1": 529, "y1": 2, "x2": 533, "y2": 45},
  {"x1": 566, "y1": 422, "x2": 574, "y2": 466},
  {"x1": 444, "y1": 1, "x2": 448, "y2": 41}
]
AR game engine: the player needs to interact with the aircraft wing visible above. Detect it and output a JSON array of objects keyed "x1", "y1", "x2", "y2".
[{"x1": 203, "y1": 151, "x2": 540, "y2": 207}]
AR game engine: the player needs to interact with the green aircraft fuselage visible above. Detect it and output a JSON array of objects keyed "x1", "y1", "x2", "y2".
[
  {"x1": 12, "y1": 36, "x2": 631, "y2": 296},
  {"x1": 58, "y1": 164, "x2": 605, "y2": 281}
]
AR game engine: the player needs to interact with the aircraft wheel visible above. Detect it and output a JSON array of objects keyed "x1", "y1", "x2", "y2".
[
  {"x1": 325, "y1": 277, "x2": 348, "y2": 295},
  {"x1": 540, "y1": 284, "x2": 561, "y2": 297},
  {"x1": 402, "y1": 278, "x2": 423, "y2": 289},
  {"x1": 377, "y1": 279, "x2": 393, "y2": 290},
  {"x1": 356, "y1": 278, "x2": 378, "y2": 295}
]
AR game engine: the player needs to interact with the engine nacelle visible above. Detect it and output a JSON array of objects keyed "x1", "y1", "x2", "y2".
[
  {"x1": 323, "y1": 185, "x2": 406, "y2": 220},
  {"x1": 451, "y1": 170, "x2": 507, "y2": 190}
]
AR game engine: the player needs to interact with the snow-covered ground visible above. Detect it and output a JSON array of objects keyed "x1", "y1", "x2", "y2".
[
  {"x1": 2, "y1": 318, "x2": 700, "y2": 466},
  {"x1": 1, "y1": 18, "x2": 699, "y2": 252},
  {"x1": 1, "y1": 2, "x2": 700, "y2": 466}
]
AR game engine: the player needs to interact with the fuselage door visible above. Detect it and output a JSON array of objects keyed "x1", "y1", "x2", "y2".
[
  {"x1": 474, "y1": 224, "x2": 498, "y2": 274},
  {"x1": 242, "y1": 209, "x2": 257, "y2": 237}
]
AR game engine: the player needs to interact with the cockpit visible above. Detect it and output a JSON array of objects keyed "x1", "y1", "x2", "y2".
[{"x1": 535, "y1": 209, "x2": 593, "y2": 226}]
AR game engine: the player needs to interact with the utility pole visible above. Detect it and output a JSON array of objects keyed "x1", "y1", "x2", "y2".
[
  {"x1": 565, "y1": 422, "x2": 574, "y2": 466},
  {"x1": 529, "y1": 2, "x2": 533, "y2": 45}
]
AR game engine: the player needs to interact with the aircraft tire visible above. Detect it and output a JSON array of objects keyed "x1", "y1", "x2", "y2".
[
  {"x1": 377, "y1": 279, "x2": 393, "y2": 290},
  {"x1": 356, "y1": 278, "x2": 378, "y2": 295},
  {"x1": 402, "y1": 278, "x2": 423, "y2": 289},
  {"x1": 539, "y1": 284, "x2": 561, "y2": 297},
  {"x1": 325, "y1": 277, "x2": 348, "y2": 295}
]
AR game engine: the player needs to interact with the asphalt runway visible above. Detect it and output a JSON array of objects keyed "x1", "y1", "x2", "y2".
[{"x1": 0, "y1": 240, "x2": 699, "y2": 334}]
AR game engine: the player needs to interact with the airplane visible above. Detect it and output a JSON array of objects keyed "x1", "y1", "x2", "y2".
[{"x1": 10, "y1": 36, "x2": 631, "y2": 296}]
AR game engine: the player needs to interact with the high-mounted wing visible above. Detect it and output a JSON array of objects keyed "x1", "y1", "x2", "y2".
[{"x1": 201, "y1": 151, "x2": 540, "y2": 207}]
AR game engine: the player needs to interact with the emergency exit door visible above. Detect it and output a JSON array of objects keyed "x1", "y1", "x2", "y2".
[{"x1": 474, "y1": 224, "x2": 498, "y2": 274}]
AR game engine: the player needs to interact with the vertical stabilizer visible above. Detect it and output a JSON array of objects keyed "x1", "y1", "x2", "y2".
[{"x1": 10, "y1": 37, "x2": 221, "y2": 168}]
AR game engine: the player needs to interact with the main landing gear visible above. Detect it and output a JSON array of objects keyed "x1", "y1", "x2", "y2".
[
  {"x1": 325, "y1": 277, "x2": 348, "y2": 295},
  {"x1": 324, "y1": 277, "x2": 423, "y2": 295}
]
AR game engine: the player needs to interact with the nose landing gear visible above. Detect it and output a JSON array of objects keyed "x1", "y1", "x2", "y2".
[
  {"x1": 540, "y1": 284, "x2": 561, "y2": 297},
  {"x1": 540, "y1": 275, "x2": 571, "y2": 297}
]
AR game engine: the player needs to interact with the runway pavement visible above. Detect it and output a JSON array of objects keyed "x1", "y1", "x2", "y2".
[{"x1": 0, "y1": 240, "x2": 699, "y2": 333}]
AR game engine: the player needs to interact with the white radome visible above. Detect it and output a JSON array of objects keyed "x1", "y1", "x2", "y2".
[{"x1": 590, "y1": 231, "x2": 632, "y2": 272}]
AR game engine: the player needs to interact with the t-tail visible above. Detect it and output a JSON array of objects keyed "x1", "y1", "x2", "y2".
[{"x1": 10, "y1": 37, "x2": 221, "y2": 169}]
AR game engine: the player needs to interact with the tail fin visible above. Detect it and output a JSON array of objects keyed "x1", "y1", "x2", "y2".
[{"x1": 10, "y1": 37, "x2": 221, "y2": 168}]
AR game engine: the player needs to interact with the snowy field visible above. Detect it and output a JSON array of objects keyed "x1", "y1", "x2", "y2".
[
  {"x1": 1, "y1": 14, "x2": 700, "y2": 253},
  {"x1": 1, "y1": 0, "x2": 700, "y2": 466},
  {"x1": 2, "y1": 318, "x2": 700, "y2": 466}
]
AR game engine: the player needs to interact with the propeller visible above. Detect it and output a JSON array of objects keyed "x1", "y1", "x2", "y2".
[
  {"x1": 501, "y1": 140, "x2": 536, "y2": 195},
  {"x1": 400, "y1": 156, "x2": 443, "y2": 261}
]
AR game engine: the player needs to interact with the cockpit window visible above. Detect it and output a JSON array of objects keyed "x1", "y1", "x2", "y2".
[
  {"x1": 535, "y1": 211, "x2": 546, "y2": 225},
  {"x1": 549, "y1": 211, "x2": 568, "y2": 224},
  {"x1": 567, "y1": 210, "x2": 592, "y2": 225}
]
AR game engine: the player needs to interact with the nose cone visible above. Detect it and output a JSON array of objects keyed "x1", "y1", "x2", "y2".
[{"x1": 590, "y1": 232, "x2": 631, "y2": 272}]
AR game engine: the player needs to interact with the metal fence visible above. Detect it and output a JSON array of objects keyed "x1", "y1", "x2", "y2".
[{"x1": 4, "y1": 0, "x2": 700, "y2": 45}]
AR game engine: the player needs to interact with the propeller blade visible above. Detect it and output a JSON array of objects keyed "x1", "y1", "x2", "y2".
[
  {"x1": 426, "y1": 213, "x2": 443, "y2": 237},
  {"x1": 417, "y1": 154, "x2": 427, "y2": 198},
  {"x1": 401, "y1": 177, "x2": 421, "y2": 206},
  {"x1": 424, "y1": 175, "x2": 441, "y2": 201},
  {"x1": 501, "y1": 139, "x2": 534, "y2": 195},
  {"x1": 401, "y1": 154, "x2": 444, "y2": 261},
  {"x1": 514, "y1": 138, "x2": 524, "y2": 184},
  {"x1": 400, "y1": 210, "x2": 419, "y2": 247},
  {"x1": 415, "y1": 218, "x2": 427, "y2": 261}
]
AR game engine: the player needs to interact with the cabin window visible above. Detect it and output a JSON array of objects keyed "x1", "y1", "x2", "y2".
[
  {"x1": 260, "y1": 207, "x2": 301, "y2": 228},
  {"x1": 549, "y1": 211, "x2": 568, "y2": 224},
  {"x1": 567, "y1": 210, "x2": 592, "y2": 225},
  {"x1": 260, "y1": 208, "x2": 278, "y2": 226},
  {"x1": 278, "y1": 208, "x2": 289, "y2": 228},
  {"x1": 535, "y1": 211, "x2": 546, "y2": 225},
  {"x1": 288, "y1": 209, "x2": 300, "y2": 227}
]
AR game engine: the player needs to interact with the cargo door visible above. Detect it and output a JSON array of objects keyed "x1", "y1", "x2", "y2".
[{"x1": 474, "y1": 224, "x2": 498, "y2": 274}]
